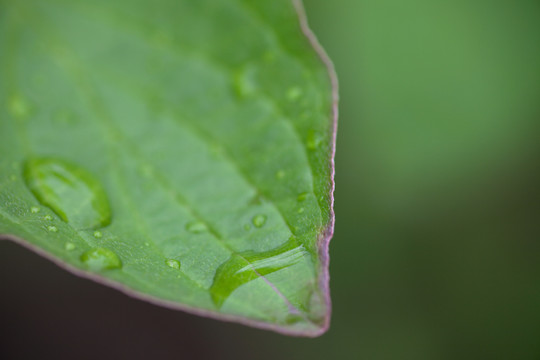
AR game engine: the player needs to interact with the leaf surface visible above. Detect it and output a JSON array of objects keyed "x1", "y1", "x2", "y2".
[{"x1": 0, "y1": 0, "x2": 336, "y2": 336}]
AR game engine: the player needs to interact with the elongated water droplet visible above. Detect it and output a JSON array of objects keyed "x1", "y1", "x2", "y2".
[
  {"x1": 47, "y1": 225, "x2": 58, "y2": 233},
  {"x1": 306, "y1": 130, "x2": 323, "y2": 150},
  {"x1": 93, "y1": 230, "x2": 103, "y2": 239},
  {"x1": 65, "y1": 242, "x2": 75, "y2": 251},
  {"x1": 30, "y1": 206, "x2": 40, "y2": 214},
  {"x1": 24, "y1": 158, "x2": 112, "y2": 229},
  {"x1": 186, "y1": 221, "x2": 207, "y2": 234},
  {"x1": 252, "y1": 214, "x2": 267, "y2": 228},
  {"x1": 165, "y1": 259, "x2": 181, "y2": 270},
  {"x1": 210, "y1": 238, "x2": 307, "y2": 308},
  {"x1": 81, "y1": 248, "x2": 122, "y2": 271}
]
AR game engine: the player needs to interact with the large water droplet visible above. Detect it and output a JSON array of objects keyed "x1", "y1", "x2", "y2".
[
  {"x1": 210, "y1": 237, "x2": 308, "y2": 308},
  {"x1": 23, "y1": 158, "x2": 112, "y2": 230},
  {"x1": 252, "y1": 214, "x2": 267, "y2": 228},
  {"x1": 165, "y1": 259, "x2": 181, "y2": 270},
  {"x1": 81, "y1": 248, "x2": 122, "y2": 271},
  {"x1": 186, "y1": 221, "x2": 207, "y2": 234}
]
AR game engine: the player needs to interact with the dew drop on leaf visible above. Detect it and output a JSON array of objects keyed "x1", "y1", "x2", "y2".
[
  {"x1": 286, "y1": 87, "x2": 302, "y2": 101},
  {"x1": 65, "y1": 242, "x2": 76, "y2": 251},
  {"x1": 306, "y1": 130, "x2": 323, "y2": 150},
  {"x1": 93, "y1": 230, "x2": 103, "y2": 239},
  {"x1": 44, "y1": 215, "x2": 53, "y2": 221},
  {"x1": 8, "y1": 93, "x2": 32, "y2": 119},
  {"x1": 80, "y1": 248, "x2": 122, "y2": 271},
  {"x1": 165, "y1": 259, "x2": 181, "y2": 270},
  {"x1": 297, "y1": 192, "x2": 309, "y2": 202},
  {"x1": 252, "y1": 214, "x2": 267, "y2": 228},
  {"x1": 23, "y1": 157, "x2": 112, "y2": 229},
  {"x1": 186, "y1": 221, "x2": 207, "y2": 234},
  {"x1": 47, "y1": 225, "x2": 58, "y2": 233},
  {"x1": 30, "y1": 206, "x2": 40, "y2": 214}
]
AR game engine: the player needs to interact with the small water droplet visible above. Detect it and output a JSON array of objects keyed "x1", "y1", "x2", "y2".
[
  {"x1": 275, "y1": 170, "x2": 285, "y2": 179},
  {"x1": 93, "y1": 230, "x2": 103, "y2": 238},
  {"x1": 24, "y1": 157, "x2": 112, "y2": 229},
  {"x1": 165, "y1": 259, "x2": 181, "y2": 270},
  {"x1": 47, "y1": 225, "x2": 58, "y2": 233},
  {"x1": 297, "y1": 192, "x2": 309, "y2": 202},
  {"x1": 306, "y1": 130, "x2": 323, "y2": 150},
  {"x1": 286, "y1": 87, "x2": 302, "y2": 101},
  {"x1": 53, "y1": 109, "x2": 78, "y2": 124},
  {"x1": 144, "y1": 242, "x2": 150, "y2": 247},
  {"x1": 65, "y1": 242, "x2": 75, "y2": 251},
  {"x1": 233, "y1": 66, "x2": 257, "y2": 98},
  {"x1": 80, "y1": 247, "x2": 122, "y2": 271},
  {"x1": 8, "y1": 94, "x2": 32, "y2": 119},
  {"x1": 297, "y1": 207, "x2": 305, "y2": 214},
  {"x1": 252, "y1": 214, "x2": 267, "y2": 228},
  {"x1": 186, "y1": 221, "x2": 207, "y2": 234},
  {"x1": 243, "y1": 224, "x2": 251, "y2": 231},
  {"x1": 30, "y1": 206, "x2": 40, "y2": 214},
  {"x1": 44, "y1": 215, "x2": 53, "y2": 221}
]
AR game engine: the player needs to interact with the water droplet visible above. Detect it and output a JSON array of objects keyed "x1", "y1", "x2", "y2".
[
  {"x1": 252, "y1": 214, "x2": 267, "y2": 228},
  {"x1": 286, "y1": 87, "x2": 302, "y2": 101},
  {"x1": 275, "y1": 170, "x2": 285, "y2": 179},
  {"x1": 65, "y1": 242, "x2": 75, "y2": 251},
  {"x1": 243, "y1": 224, "x2": 251, "y2": 231},
  {"x1": 53, "y1": 109, "x2": 78, "y2": 124},
  {"x1": 165, "y1": 259, "x2": 181, "y2": 270},
  {"x1": 47, "y1": 225, "x2": 58, "y2": 233},
  {"x1": 285, "y1": 313, "x2": 304, "y2": 324},
  {"x1": 30, "y1": 206, "x2": 40, "y2": 214},
  {"x1": 144, "y1": 242, "x2": 150, "y2": 247},
  {"x1": 297, "y1": 192, "x2": 309, "y2": 202},
  {"x1": 297, "y1": 207, "x2": 305, "y2": 214},
  {"x1": 186, "y1": 221, "x2": 207, "y2": 234},
  {"x1": 210, "y1": 238, "x2": 307, "y2": 308},
  {"x1": 8, "y1": 94, "x2": 32, "y2": 119},
  {"x1": 10, "y1": 174, "x2": 17, "y2": 181},
  {"x1": 93, "y1": 230, "x2": 103, "y2": 239},
  {"x1": 306, "y1": 130, "x2": 323, "y2": 150},
  {"x1": 44, "y1": 215, "x2": 53, "y2": 221},
  {"x1": 233, "y1": 66, "x2": 257, "y2": 98},
  {"x1": 80, "y1": 247, "x2": 122, "y2": 271},
  {"x1": 23, "y1": 157, "x2": 112, "y2": 229}
]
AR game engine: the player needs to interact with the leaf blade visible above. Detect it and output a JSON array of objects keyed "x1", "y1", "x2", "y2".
[{"x1": 0, "y1": 0, "x2": 336, "y2": 336}]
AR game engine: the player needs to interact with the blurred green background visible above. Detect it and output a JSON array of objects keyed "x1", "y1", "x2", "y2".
[{"x1": 2, "y1": 0, "x2": 540, "y2": 359}]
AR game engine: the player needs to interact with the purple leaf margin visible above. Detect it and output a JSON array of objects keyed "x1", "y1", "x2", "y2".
[{"x1": 0, "y1": 0, "x2": 338, "y2": 337}]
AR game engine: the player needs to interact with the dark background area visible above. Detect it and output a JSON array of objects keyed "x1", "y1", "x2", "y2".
[{"x1": 2, "y1": 0, "x2": 540, "y2": 359}]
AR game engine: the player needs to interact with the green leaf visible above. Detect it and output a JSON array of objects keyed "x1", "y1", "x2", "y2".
[{"x1": 0, "y1": 0, "x2": 336, "y2": 336}]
